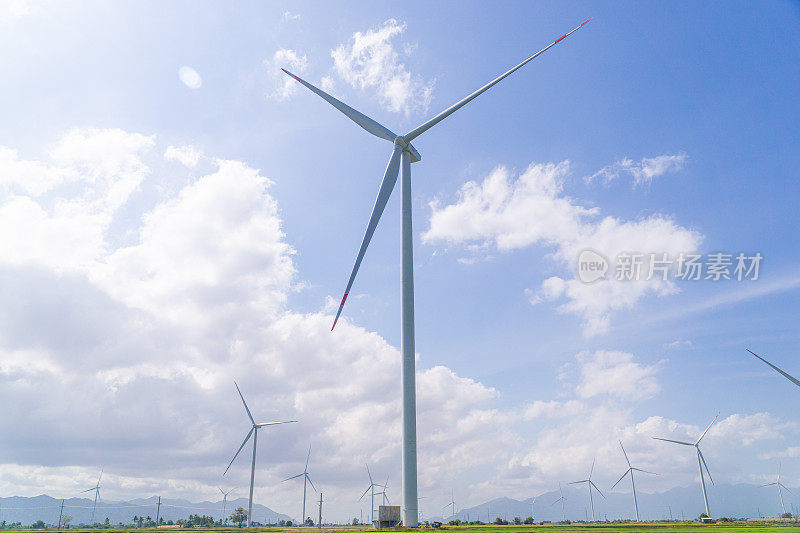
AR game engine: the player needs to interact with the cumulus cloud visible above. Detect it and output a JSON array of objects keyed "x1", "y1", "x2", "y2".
[
  {"x1": 0, "y1": 128, "x2": 516, "y2": 516},
  {"x1": 572, "y1": 350, "x2": 662, "y2": 401},
  {"x1": 423, "y1": 161, "x2": 703, "y2": 335},
  {"x1": 282, "y1": 11, "x2": 300, "y2": 22},
  {"x1": 267, "y1": 48, "x2": 308, "y2": 100},
  {"x1": 331, "y1": 19, "x2": 433, "y2": 115},
  {"x1": 587, "y1": 153, "x2": 687, "y2": 187},
  {"x1": 164, "y1": 145, "x2": 202, "y2": 167}
]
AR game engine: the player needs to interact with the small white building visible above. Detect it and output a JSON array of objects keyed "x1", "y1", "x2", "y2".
[{"x1": 373, "y1": 505, "x2": 401, "y2": 529}]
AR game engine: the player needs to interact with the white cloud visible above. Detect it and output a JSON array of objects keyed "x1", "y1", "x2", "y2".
[
  {"x1": 587, "y1": 153, "x2": 687, "y2": 187},
  {"x1": 320, "y1": 75, "x2": 335, "y2": 92},
  {"x1": 664, "y1": 338, "x2": 692, "y2": 349},
  {"x1": 164, "y1": 144, "x2": 202, "y2": 167},
  {"x1": 0, "y1": 128, "x2": 517, "y2": 516},
  {"x1": 331, "y1": 19, "x2": 433, "y2": 115},
  {"x1": 423, "y1": 161, "x2": 702, "y2": 335},
  {"x1": 267, "y1": 48, "x2": 308, "y2": 100},
  {"x1": 282, "y1": 11, "x2": 300, "y2": 22},
  {"x1": 178, "y1": 66, "x2": 203, "y2": 90},
  {"x1": 572, "y1": 350, "x2": 662, "y2": 401}
]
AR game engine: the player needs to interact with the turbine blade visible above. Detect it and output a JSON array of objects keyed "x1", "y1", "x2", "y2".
[
  {"x1": 256, "y1": 420, "x2": 297, "y2": 428},
  {"x1": 359, "y1": 485, "x2": 371, "y2": 501},
  {"x1": 632, "y1": 468, "x2": 659, "y2": 476},
  {"x1": 97, "y1": 468, "x2": 103, "y2": 486},
  {"x1": 404, "y1": 18, "x2": 591, "y2": 143},
  {"x1": 748, "y1": 349, "x2": 800, "y2": 388},
  {"x1": 695, "y1": 413, "x2": 719, "y2": 445},
  {"x1": 781, "y1": 484, "x2": 793, "y2": 495},
  {"x1": 590, "y1": 480, "x2": 605, "y2": 499},
  {"x1": 281, "y1": 69, "x2": 397, "y2": 143},
  {"x1": 761, "y1": 482, "x2": 778, "y2": 487},
  {"x1": 568, "y1": 480, "x2": 588, "y2": 485},
  {"x1": 652, "y1": 437, "x2": 694, "y2": 446},
  {"x1": 550, "y1": 498, "x2": 564, "y2": 507},
  {"x1": 331, "y1": 144, "x2": 403, "y2": 330},
  {"x1": 610, "y1": 470, "x2": 630, "y2": 491},
  {"x1": 234, "y1": 381, "x2": 255, "y2": 425},
  {"x1": 224, "y1": 427, "x2": 254, "y2": 476},
  {"x1": 80, "y1": 488, "x2": 96, "y2": 493},
  {"x1": 282, "y1": 473, "x2": 305, "y2": 482},
  {"x1": 589, "y1": 458, "x2": 596, "y2": 479},
  {"x1": 305, "y1": 444, "x2": 312, "y2": 472},
  {"x1": 366, "y1": 464, "x2": 373, "y2": 484},
  {"x1": 697, "y1": 448, "x2": 714, "y2": 485},
  {"x1": 306, "y1": 474, "x2": 317, "y2": 492},
  {"x1": 619, "y1": 440, "x2": 631, "y2": 468}
]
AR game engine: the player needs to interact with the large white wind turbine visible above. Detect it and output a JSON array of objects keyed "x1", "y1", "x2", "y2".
[
  {"x1": 223, "y1": 381, "x2": 297, "y2": 527},
  {"x1": 748, "y1": 349, "x2": 800, "y2": 389},
  {"x1": 610, "y1": 441, "x2": 658, "y2": 522},
  {"x1": 761, "y1": 463, "x2": 793, "y2": 516},
  {"x1": 281, "y1": 18, "x2": 591, "y2": 526},
  {"x1": 551, "y1": 484, "x2": 567, "y2": 522},
  {"x1": 219, "y1": 488, "x2": 234, "y2": 524},
  {"x1": 283, "y1": 444, "x2": 316, "y2": 525},
  {"x1": 569, "y1": 459, "x2": 605, "y2": 521},
  {"x1": 653, "y1": 413, "x2": 718, "y2": 517},
  {"x1": 80, "y1": 468, "x2": 103, "y2": 524},
  {"x1": 359, "y1": 465, "x2": 384, "y2": 525}
]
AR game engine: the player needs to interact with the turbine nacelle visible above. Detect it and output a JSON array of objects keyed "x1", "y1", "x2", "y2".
[{"x1": 393, "y1": 136, "x2": 421, "y2": 163}]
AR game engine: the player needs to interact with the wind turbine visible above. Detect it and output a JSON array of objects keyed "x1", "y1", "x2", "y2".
[
  {"x1": 358, "y1": 465, "x2": 383, "y2": 525},
  {"x1": 281, "y1": 18, "x2": 591, "y2": 527},
  {"x1": 80, "y1": 468, "x2": 103, "y2": 524},
  {"x1": 569, "y1": 459, "x2": 604, "y2": 521},
  {"x1": 218, "y1": 488, "x2": 234, "y2": 524},
  {"x1": 761, "y1": 463, "x2": 793, "y2": 516},
  {"x1": 653, "y1": 413, "x2": 718, "y2": 518},
  {"x1": 610, "y1": 440, "x2": 658, "y2": 522},
  {"x1": 443, "y1": 489, "x2": 456, "y2": 520},
  {"x1": 283, "y1": 444, "x2": 316, "y2": 526},
  {"x1": 223, "y1": 381, "x2": 297, "y2": 527},
  {"x1": 377, "y1": 476, "x2": 390, "y2": 505},
  {"x1": 748, "y1": 349, "x2": 800, "y2": 389},
  {"x1": 551, "y1": 484, "x2": 566, "y2": 522}
]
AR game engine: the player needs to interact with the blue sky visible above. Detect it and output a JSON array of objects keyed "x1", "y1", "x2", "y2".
[{"x1": 1, "y1": 0, "x2": 800, "y2": 523}]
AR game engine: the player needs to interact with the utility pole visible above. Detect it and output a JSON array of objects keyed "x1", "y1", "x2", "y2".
[
  {"x1": 155, "y1": 496, "x2": 161, "y2": 528},
  {"x1": 317, "y1": 493, "x2": 323, "y2": 529},
  {"x1": 58, "y1": 499, "x2": 64, "y2": 529}
]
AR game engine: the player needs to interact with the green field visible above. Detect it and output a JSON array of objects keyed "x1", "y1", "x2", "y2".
[{"x1": 21, "y1": 524, "x2": 800, "y2": 533}]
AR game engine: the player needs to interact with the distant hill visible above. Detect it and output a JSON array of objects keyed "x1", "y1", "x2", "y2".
[
  {"x1": 0, "y1": 495, "x2": 292, "y2": 527},
  {"x1": 435, "y1": 483, "x2": 797, "y2": 523}
]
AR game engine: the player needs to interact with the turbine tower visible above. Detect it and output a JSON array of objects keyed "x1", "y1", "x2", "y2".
[
  {"x1": 283, "y1": 444, "x2": 316, "y2": 525},
  {"x1": 761, "y1": 463, "x2": 792, "y2": 516},
  {"x1": 281, "y1": 18, "x2": 591, "y2": 527},
  {"x1": 223, "y1": 381, "x2": 297, "y2": 527},
  {"x1": 80, "y1": 468, "x2": 103, "y2": 524},
  {"x1": 551, "y1": 484, "x2": 567, "y2": 522},
  {"x1": 569, "y1": 459, "x2": 604, "y2": 521},
  {"x1": 610, "y1": 440, "x2": 658, "y2": 522},
  {"x1": 748, "y1": 349, "x2": 800, "y2": 389},
  {"x1": 653, "y1": 413, "x2": 718, "y2": 518},
  {"x1": 359, "y1": 465, "x2": 383, "y2": 525},
  {"x1": 218, "y1": 488, "x2": 234, "y2": 524}
]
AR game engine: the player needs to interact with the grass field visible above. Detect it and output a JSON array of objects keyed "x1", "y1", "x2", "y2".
[{"x1": 22, "y1": 524, "x2": 800, "y2": 533}]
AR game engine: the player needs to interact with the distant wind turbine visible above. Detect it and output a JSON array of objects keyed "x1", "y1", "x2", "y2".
[
  {"x1": 748, "y1": 349, "x2": 800, "y2": 389},
  {"x1": 281, "y1": 18, "x2": 591, "y2": 526},
  {"x1": 80, "y1": 468, "x2": 103, "y2": 524},
  {"x1": 377, "y1": 476, "x2": 390, "y2": 505},
  {"x1": 283, "y1": 444, "x2": 316, "y2": 525},
  {"x1": 653, "y1": 413, "x2": 718, "y2": 517},
  {"x1": 569, "y1": 459, "x2": 605, "y2": 521},
  {"x1": 443, "y1": 489, "x2": 456, "y2": 519},
  {"x1": 358, "y1": 465, "x2": 383, "y2": 525},
  {"x1": 610, "y1": 440, "x2": 658, "y2": 522},
  {"x1": 761, "y1": 463, "x2": 793, "y2": 516},
  {"x1": 551, "y1": 484, "x2": 567, "y2": 522},
  {"x1": 223, "y1": 381, "x2": 297, "y2": 527},
  {"x1": 218, "y1": 488, "x2": 234, "y2": 524}
]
